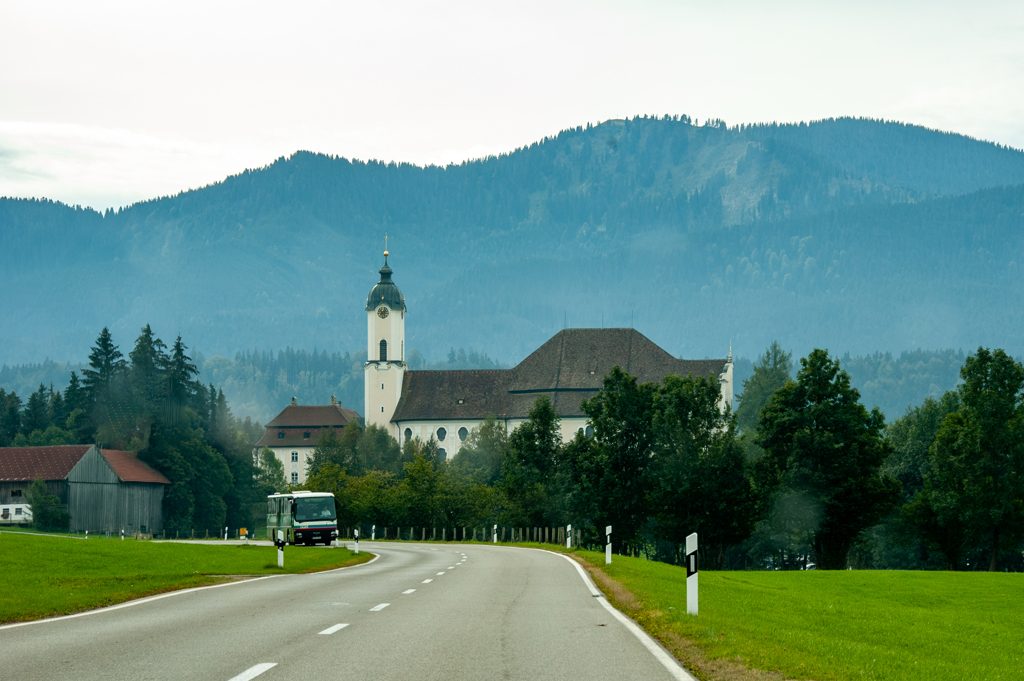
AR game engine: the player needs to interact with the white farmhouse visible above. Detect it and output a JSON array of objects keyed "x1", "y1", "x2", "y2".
[{"x1": 254, "y1": 397, "x2": 361, "y2": 485}]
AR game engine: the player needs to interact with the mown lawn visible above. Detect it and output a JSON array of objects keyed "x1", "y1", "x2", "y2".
[
  {"x1": 569, "y1": 548, "x2": 1024, "y2": 681},
  {"x1": 0, "y1": 532, "x2": 372, "y2": 624}
]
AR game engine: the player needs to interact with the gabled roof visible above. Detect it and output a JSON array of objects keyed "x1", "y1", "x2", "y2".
[
  {"x1": 392, "y1": 328, "x2": 728, "y2": 422},
  {"x1": 265, "y1": 405, "x2": 361, "y2": 428},
  {"x1": 393, "y1": 370, "x2": 511, "y2": 421},
  {"x1": 100, "y1": 450, "x2": 171, "y2": 485},
  {"x1": 509, "y1": 328, "x2": 723, "y2": 392},
  {"x1": 0, "y1": 445, "x2": 92, "y2": 481}
]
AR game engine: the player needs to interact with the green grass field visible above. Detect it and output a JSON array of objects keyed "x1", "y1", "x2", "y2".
[
  {"x1": 568, "y1": 548, "x2": 1024, "y2": 681},
  {"x1": 0, "y1": 531, "x2": 373, "y2": 624}
]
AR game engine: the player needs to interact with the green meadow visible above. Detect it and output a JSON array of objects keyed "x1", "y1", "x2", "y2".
[
  {"x1": 0, "y1": 531, "x2": 372, "y2": 624},
  {"x1": 570, "y1": 548, "x2": 1024, "y2": 681}
]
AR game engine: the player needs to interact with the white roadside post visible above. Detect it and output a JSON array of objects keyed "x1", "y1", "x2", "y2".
[
  {"x1": 493, "y1": 524, "x2": 497, "y2": 544},
  {"x1": 354, "y1": 528, "x2": 359, "y2": 554},
  {"x1": 686, "y1": 532, "x2": 698, "y2": 615},
  {"x1": 372, "y1": 524, "x2": 376, "y2": 541},
  {"x1": 566, "y1": 524, "x2": 572, "y2": 549},
  {"x1": 85, "y1": 530, "x2": 88, "y2": 539},
  {"x1": 224, "y1": 526, "x2": 228, "y2": 541},
  {"x1": 277, "y1": 530, "x2": 285, "y2": 568},
  {"x1": 605, "y1": 525, "x2": 612, "y2": 564},
  {"x1": 120, "y1": 528, "x2": 124, "y2": 541}
]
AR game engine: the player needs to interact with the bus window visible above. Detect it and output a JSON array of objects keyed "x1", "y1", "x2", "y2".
[{"x1": 294, "y1": 497, "x2": 336, "y2": 522}]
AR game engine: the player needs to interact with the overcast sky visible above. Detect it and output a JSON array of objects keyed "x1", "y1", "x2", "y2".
[{"x1": 2, "y1": 0, "x2": 1022, "y2": 210}]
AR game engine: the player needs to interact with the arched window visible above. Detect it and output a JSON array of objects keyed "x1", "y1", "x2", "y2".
[
  {"x1": 458, "y1": 427, "x2": 468, "y2": 441},
  {"x1": 437, "y1": 427, "x2": 447, "y2": 442},
  {"x1": 291, "y1": 472, "x2": 298, "y2": 484},
  {"x1": 404, "y1": 428, "x2": 412, "y2": 441},
  {"x1": 585, "y1": 426, "x2": 595, "y2": 438},
  {"x1": 379, "y1": 339, "x2": 388, "y2": 361},
  {"x1": 438, "y1": 448, "x2": 447, "y2": 460}
]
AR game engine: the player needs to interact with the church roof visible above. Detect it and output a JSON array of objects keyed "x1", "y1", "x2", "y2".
[
  {"x1": 392, "y1": 328, "x2": 728, "y2": 422},
  {"x1": 365, "y1": 257, "x2": 406, "y2": 312}
]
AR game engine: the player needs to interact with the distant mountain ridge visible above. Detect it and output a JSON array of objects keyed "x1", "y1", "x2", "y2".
[{"x1": 2, "y1": 115, "x2": 1023, "y2": 368}]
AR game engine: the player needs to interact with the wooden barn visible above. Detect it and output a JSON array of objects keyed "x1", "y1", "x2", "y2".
[{"x1": 0, "y1": 445, "x2": 170, "y2": 534}]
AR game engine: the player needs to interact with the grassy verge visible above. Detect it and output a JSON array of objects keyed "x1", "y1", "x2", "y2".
[
  {"x1": 538, "y1": 546, "x2": 1024, "y2": 681},
  {"x1": 0, "y1": 532, "x2": 373, "y2": 624}
]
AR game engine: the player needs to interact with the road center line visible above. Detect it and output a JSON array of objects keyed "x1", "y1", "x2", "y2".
[
  {"x1": 318, "y1": 623, "x2": 350, "y2": 635},
  {"x1": 369, "y1": 603, "x2": 390, "y2": 611},
  {"x1": 422, "y1": 578, "x2": 433, "y2": 583},
  {"x1": 447, "y1": 566, "x2": 455, "y2": 569},
  {"x1": 436, "y1": 572, "x2": 445, "y2": 575},
  {"x1": 227, "y1": 663, "x2": 277, "y2": 681},
  {"x1": 402, "y1": 589, "x2": 416, "y2": 594}
]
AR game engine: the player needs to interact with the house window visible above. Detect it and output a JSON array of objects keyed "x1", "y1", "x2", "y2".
[
  {"x1": 437, "y1": 427, "x2": 447, "y2": 442},
  {"x1": 11, "y1": 489, "x2": 21, "y2": 498},
  {"x1": 405, "y1": 428, "x2": 412, "y2": 441},
  {"x1": 303, "y1": 431, "x2": 310, "y2": 439},
  {"x1": 291, "y1": 451, "x2": 299, "y2": 462},
  {"x1": 291, "y1": 472, "x2": 298, "y2": 484},
  {"x1": 379, "y1": 339, "x2": 388, "y2": 361},
  {"x1": 458, "y1": 427, "x2": 468, "y2": 441},
  {"x1": 15, "y1": 508, "x2": 22, "y2": 515},
  {"x1": 277, "y1": 432, "x2": 285, "y2": 439}
]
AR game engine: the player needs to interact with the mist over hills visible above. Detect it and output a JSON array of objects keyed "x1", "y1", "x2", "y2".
[{"x1": 2, "y1": 115, "x2": 1024, "y2": 377}]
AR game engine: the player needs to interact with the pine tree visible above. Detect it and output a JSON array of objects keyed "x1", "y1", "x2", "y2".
[{"x1": 81, "y1": 327, "x2": 125, "y2": 401}]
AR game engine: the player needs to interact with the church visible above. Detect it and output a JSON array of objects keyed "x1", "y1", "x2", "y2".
[{"x1": 364, "y1": 250, "x2": 734, "y2": 460}]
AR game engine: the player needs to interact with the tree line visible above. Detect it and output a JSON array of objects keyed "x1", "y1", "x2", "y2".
[
  {"x1": 1, "y1": 326, "x2": 268, "y2": 535},
  {"x1": 295, "y1": 342, "x2": 1024, "y2": 571}
]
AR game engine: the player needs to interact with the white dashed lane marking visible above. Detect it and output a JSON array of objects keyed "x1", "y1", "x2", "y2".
[
  {"x1": 318, "y1": 623, "x2": 350, "y2": 635},
  {"x1": 437, "y1": 572, "x2": 445, "y2": 575},
  {"x1": 402, "y1": 589, "x2": 416, "y2": 595},
  {"x1": 422, "y1": 578, "x2": 433, "y2": 583},
  {"x1": 228, "y1": 663, "x2": 277, "y2": 681},
  {"x1": 369, "y1": 603, "x2": 390, "y2": 611}
]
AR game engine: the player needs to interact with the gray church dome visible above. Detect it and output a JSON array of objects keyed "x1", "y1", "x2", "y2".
[{"x1": 365, "y1": 253, "x2": 406, "y2": 312}]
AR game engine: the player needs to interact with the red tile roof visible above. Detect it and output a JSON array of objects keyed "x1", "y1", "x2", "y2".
[
  {"x1": 0, "y1": 445, "x2": 92, "y2": 481},
  {"x1": 100, "y1": 450, "x2": 171, "y2": 485}
]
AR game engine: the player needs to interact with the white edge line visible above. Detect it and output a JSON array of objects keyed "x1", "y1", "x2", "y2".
[
  {"x1": 227, "y1": 662, "x2": 277, "y2": 681},
  {"x1": 544, "y1": 550, "x2": 697, "y2": 681},
  {"x1": 0, "y1": 551, "x2": 381, "y2": 631},
  {"x1": 318, "y1": 623, "x2": 350, "y2": 635}
]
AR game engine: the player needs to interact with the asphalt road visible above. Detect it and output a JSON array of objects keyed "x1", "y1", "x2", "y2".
[{"x1": 0, "y1": 542, "x2": 693, "y2": 681}]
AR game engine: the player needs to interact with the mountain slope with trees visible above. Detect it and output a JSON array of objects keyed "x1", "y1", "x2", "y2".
[{"x1": 2, "y1": 116, "x2": 1023, "y2": 368}]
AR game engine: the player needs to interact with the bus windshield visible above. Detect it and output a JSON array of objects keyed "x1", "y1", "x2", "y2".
[{"x1": 294, "y1": 497, "x2": 336, "y2": 523}]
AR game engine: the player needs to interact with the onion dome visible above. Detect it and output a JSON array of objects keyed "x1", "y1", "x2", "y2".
[{"x1": 365, "y1": 253, "x2": 406, "y2": 312}]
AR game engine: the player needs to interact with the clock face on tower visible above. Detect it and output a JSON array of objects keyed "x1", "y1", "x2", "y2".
[{"x1": 376, "y1": 306, "x2": 389, "y2": 319}]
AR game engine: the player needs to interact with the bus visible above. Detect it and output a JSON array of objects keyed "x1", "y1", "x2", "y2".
[{"x1": 266, "y1": 491, "x2": 338, "y2": 546}]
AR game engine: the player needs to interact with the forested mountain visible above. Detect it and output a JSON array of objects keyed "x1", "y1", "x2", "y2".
[{"x1": 2, "y1": 115, "x2": 1023, "y2": 371}]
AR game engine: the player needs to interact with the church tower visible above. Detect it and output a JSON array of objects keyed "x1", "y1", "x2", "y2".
[{"x1": 364, "y1": 246, "x2": 406, "y2": 436}]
